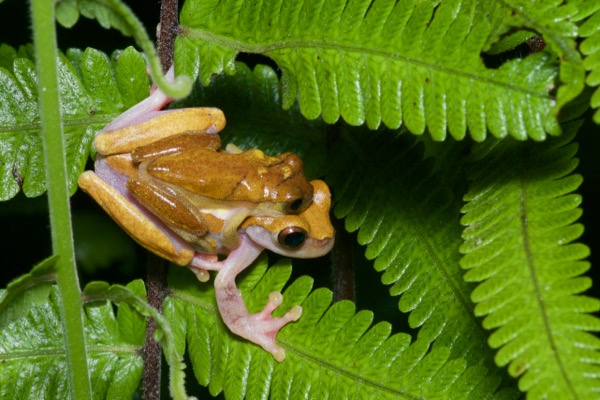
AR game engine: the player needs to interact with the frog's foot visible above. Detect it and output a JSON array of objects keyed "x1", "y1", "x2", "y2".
[{"x1": 222, "y1": 291, "x2": 302, "y2": 362}]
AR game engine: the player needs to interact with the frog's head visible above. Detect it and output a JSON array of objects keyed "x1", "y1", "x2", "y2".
[{"x1": 242, "y1": 180, "x2": 335, "y2": 258}]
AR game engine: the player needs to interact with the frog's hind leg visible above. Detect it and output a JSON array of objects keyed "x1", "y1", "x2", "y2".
[
  {"x1": 78, "y1": 170, "x2": 194, "y2": 266},
  {"x1": 126, "y1": 178, "x2": 209, "y2": 243},
  {"x1": 95, "y1": 108, "x2": 226, "y2": 156}
]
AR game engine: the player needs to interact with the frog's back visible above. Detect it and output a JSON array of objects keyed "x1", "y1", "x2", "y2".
[{"x1": 145, "y1": 147, "x2": 314, "y2": 204}]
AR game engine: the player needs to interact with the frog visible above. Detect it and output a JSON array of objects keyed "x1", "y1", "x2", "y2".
[
  {"x1": 78, "y1": 69, "x2": 335, "y2": 360},
  {"x1": 93, "y1": 89, "x2": 314, "y2": 249}
]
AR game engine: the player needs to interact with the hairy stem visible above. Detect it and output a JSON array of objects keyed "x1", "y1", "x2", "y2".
[
  {"x1": 142, "y1": 1, "x2": 179, "y2": 398},
  {"x1": 158, "y1": 0, "x2": 179, "y2": 71},
  {"x1": 143, "y1": 254, "x2": 167, "y2": 400},
  {"x1": 30, "y1": 0, "x2": 92, "y2": 398}
]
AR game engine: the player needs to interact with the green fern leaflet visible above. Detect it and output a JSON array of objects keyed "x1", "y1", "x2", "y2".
[
  {"x1": 0, "y1": 46, "x2": 149, "y2": 201},
  {"x1": 460, "y1": 123, "x2": 600, "y2": 399},
  {"x1": 0, "y1": 284, "x2": 145, "y2": 399},
  {"x1": 165, "y1": 256, "x2": 509, "y2": 399},
  {"x1": 175, "y1": 0, "x2": 568, "y2": 141}
]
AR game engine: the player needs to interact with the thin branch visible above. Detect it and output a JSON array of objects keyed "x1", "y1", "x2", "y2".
[
  {"x1": 330, "y1": 217, "x2": 355, "y2": 302},
  {"x1": 157, "y1": 0, "x2": 179, "y2": 71},
  {"x1": 142, "y1": 254, "x2": 168, "y2": 400},
  {"x1": 142, "y1": 1, "x2": 179, "y2": 399}
]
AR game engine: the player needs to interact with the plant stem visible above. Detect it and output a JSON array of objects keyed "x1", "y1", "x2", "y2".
[
  {"x1": 143, "y1": 254, "x2": 167, "y2": 400},
  {"x1": 142, "y1": 1, "x2": 179, "y2": 398},
  {"x1": 158, "y1": 0, "x2": 179, "y2": 71},
  {"x1": 30, "y1": 0, "x2": 92, "y2": 398}
]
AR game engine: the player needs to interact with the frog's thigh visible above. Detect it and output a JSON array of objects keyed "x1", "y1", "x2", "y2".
[
  {"x1": 126, "y1": 178, "x2": 209, "y2": 238},
  {"x1": 78, "y1": 171, "x2": 194, "y2": 266},
  {"x1": 95, "y1": 108, "x2": 226, "y2": 155}
]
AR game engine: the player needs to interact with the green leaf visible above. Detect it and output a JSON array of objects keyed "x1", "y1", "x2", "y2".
[
  {"x1": 176, "y1": 0, "x2": 562, "y2": 140},
  {"x1": 0, "y1": 44, "x2": 17, "y2": 71},
  {"x1": 56, "y1": 0, "x2": 81, "y2": 28},
  {"x1": 460, "y1": 121, "x2": 600, "y2": 399},
  {"x1": 486, "y1": 30, "x2": 538, "y2": 55},
  {"x1": 326, "y1": 128, "x2": 516, "y2": 393},
  {"x1": 0, "y1": 255, "x2": 57, "y2": 329},
  {"x1": 497, "y1": 0, "x2": 589, "y2": 118},
  {"x1": 0, "y1": 285, "x2": 144, "y2": 399},
  {"x1": 55, "y1": 0, "x2": 131, "y2": 36},
  {"x1": 577, "y1": 2, "x2": 600, "y2": 122},
  {"x1": 0, "y1": 47, "x2": 149, "y2": 201},
  {"x1": 165, "y1": 256, "x2": 507, "y2": 399}
]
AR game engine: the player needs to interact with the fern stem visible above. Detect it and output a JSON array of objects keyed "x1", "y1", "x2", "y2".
[
  {"x1": 29, "y1": 0, "x2": 92, "y2": 399},
  {"x1": 142, "y1": 254, "x2": 167, "y2": 400},
  {"x1": 157, "y1": 0, "x2": 179, "y2": 71},
  {"x1": 142, "y1": 1, "x2": 178, "y2": 398}
]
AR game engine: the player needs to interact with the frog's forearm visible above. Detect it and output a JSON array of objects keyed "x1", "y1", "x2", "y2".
[{"x1": 213, "y1": 236, "x2": 300, "y2": 361}]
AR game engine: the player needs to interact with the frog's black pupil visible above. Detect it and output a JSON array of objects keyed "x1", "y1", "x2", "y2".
[
  {"x1": 284, "y1": 232, "x2": 305, "y2": 248},
  {"x1": 289, "y1": 199, "x2": 303, "y2": 211}
]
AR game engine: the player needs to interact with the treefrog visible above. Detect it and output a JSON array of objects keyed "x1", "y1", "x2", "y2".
[
  {"x1": 94, "y1": 98, "x2": 314, "y2": 249},
  {"x1": 78, "y1": 71, "x2": 335, "y2": 360}
]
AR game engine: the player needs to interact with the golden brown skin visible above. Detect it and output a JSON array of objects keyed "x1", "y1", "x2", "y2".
[
  {"x1": 143, "y1": 146, "x2": 314, "y2": 205},
  {"x1": 94, "y1": 108, "x2": 226, "y2": 154}
]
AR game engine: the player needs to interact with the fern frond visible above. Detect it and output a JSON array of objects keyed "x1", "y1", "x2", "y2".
[
  {"x1": 165, "y1": 256, "x2": 508, "y2": 399},
  {"x1": 325, "y1": 129, "x2": 518, "y2": 393},
  {"x1": 0, "y1": 255, "x2": 57, "y2": 329},
  {"x1": 460, "y1": 122, "x2": 600, "y2": 399},
  {"x1": 577, "y1": 1, "x2": 600, "y2": 123},
  {"x1": 497, "y1": 0, "x2": 588, "y2": 114},
  {"x1": 0, "y1": 46, "x2": 148, "y2": 201},
  {"x1": 55, "y1": 0, "x2": 132, "y2": 35},
  {"x1": 0, "y1": 283, "x2": 145, "y2": 399},
  {"x1": 176, "y1": 0, "x2": 564, "y2": 140}
]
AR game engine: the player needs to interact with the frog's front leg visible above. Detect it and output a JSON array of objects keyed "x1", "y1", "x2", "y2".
[{"x1": 193, "y1": 236, "x2": 301, "y2": 361}]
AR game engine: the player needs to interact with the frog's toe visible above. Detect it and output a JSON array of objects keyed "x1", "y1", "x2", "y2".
[
  {"x1": 244, "y1": 296, "x2": 302, "y2": 361},
  {"x1": 191, "y1": 268, "x2": 210, "y2": 282}
]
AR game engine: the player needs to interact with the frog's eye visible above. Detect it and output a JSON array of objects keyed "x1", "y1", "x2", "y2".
[
  {"x1": 277, "y1": 227, "x2": 307, "y2": 249},
  {"x1": 284, "y1": 197, "x2": 312, "y2": 214}
]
